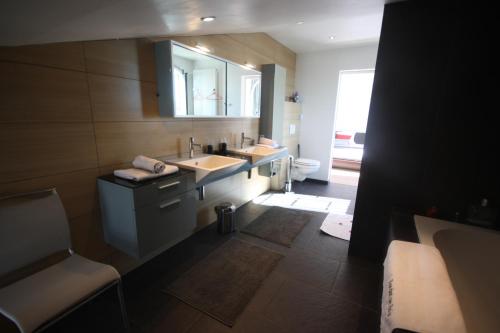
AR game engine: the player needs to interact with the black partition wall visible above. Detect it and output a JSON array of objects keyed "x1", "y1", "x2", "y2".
[{"x1": 349, "y1": 1, "x2": 499, "y2": 261}]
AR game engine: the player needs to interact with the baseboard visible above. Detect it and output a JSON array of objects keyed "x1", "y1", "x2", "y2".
[{"x1": 303, "y1": 178, "x2": 329, "y2": 185}]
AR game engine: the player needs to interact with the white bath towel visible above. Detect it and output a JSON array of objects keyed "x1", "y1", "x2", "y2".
[
  {"x1": 114, "y1": 165, "x2": 178, "y2": 182},
  {"x1": 132, "y1": 155, "x2": 165, "y2": 173},
  {"x1": 257, "y1": 137, "x2": 279, "y2": 148},
  {"x1": 381, "y1": 241, "x2": 467, "y2": 333}
]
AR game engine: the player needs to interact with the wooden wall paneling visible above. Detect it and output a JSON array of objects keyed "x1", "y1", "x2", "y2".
[
  {"x1": 69, "y1": 212, "x2": 113, "y2": 261},
  {"x1": 201, "y1": 35, "x2": 248, "y2": 65},
  {"x1": 88, "y1": 74, "x2": 160, "y2": 121},
  {"x1": 161, "y1": 36, "x2": 195, "y2": 47},
  {"x1": 173, "y1": 35, "x2": 247, "y2": 65},
  {"x1": 0, "y1": 168, "x2": 99, "y2": 220},
  {"x1": 239, "y1": 118, "x2": 259, "y2": 141},
  {"x1": 275, "y1": 43, "x2": 296, "y2": 70},
  {"x1": 241, "y1": 167, "x2": 271, "y2": 203},
  {"x1": 94, "y1": 120, "x2": 193, "y2": 166},
  {"x1": 192, "y1": 119, "x2": 241, "y2": 147},
  {"x1": 0, "y1": 123, "x2": 98, "y2": 183},
  {"x1": 0, "y1": 63, "x2": 92, "y2": 122},
  {"x1": 0, "y1": 42, "x2": 86, "y2": 71},
  {"x1": 196, "y1": 186, "x2": 245, "y2": 230},
  {"x1": 243, "y1": 46, "x2": 274, "y2": 71},
  {"x1": 228, "y1": 33, "x2": 278, "y2": 61},
  {"x1": 285, "y1": 68, "x2": 296, "y2": 96},
  {"x1": 83, "y1": 39, "x2": 156, "y2": 82}
]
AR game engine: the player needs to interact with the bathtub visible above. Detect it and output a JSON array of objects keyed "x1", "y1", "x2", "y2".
[{"x1": 414, "y1": 215, "x2": 500, "y2": 333}]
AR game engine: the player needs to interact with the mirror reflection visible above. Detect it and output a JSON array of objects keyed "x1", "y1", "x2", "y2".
[
  {"x1": 226, "y1": 62, "x2": 261, "y2": 117},
  {"x1": 172, "y1": 45, "x2": 226, "y2": 116},
  {"x1": 171, "y1": 43, "x2": 260, "y2": 117}
]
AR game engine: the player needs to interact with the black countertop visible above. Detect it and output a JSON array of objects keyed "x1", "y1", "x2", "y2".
[{"x1": 98, "y1": 169, "x2": 194, "y2": 189}]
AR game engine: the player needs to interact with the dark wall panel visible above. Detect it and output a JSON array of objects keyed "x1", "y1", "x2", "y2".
[{"x1": 349, "y1": 2, "x2": 499, "y2": 261}]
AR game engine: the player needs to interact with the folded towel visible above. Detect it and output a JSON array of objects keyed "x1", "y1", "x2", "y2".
[
  {"x1": 381, "y1": 241, "x2": 466, "y2": 333},
  {"x1": 259, "y1": 137, "x2": 280, "y2": 148},
  {"x1": 132, "y1": 155, "x2": 165, "y2": 173},
  {"x1": 114, "y1": 165, "x2": 179, "y2": 182},
  {"x1": 256, "y1": 142, "x2": 280, "y2": 149}
]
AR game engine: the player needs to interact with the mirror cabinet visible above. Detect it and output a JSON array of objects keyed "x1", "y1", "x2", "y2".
[{"x1": 155, "y1": 40, "x2": 261, "y2": 118}]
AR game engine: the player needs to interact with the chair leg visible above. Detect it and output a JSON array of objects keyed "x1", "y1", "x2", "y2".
[{"x1": 116, "y1": 280, "x2": 130, "y2": 332}]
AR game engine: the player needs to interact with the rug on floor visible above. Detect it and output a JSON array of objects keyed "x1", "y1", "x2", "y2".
[
  {"x1": 164, "y1": 238, "x2": 283, "y2": 327},
  {"x1": 320, "y1": 213, "x2": 353, "y2": 241},
  {"x1": 241, "y1": 206, "x2": 313, "y2": 247}
]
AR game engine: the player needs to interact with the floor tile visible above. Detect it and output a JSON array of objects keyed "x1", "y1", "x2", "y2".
[
  {"x1": 332, "y1": 262, "x2": 383, "y2": 312},
  {"x1": 262, "y1": 279, "x2": 335, "y2": 333},
  {"x1": 274, "y1": 248, "x2": 340, "y2": 292},
  {"x1": 301, "y1": 228, "x2": 350, "y2": 261},
  {"x1": 149, "y1": 300, "x2": 202, "y2": 333},
  {"x1": 186, "y1": 314, "x2": 232, "y2": 333}
]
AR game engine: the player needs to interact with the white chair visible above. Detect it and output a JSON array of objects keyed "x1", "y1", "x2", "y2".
[{"x1": 0, "y1": 188, "x2": 129, "y2": 332}]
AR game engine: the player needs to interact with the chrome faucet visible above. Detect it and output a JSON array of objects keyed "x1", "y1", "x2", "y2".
[
  {"x1": 240, "y1": 132, "x2": 254, "y2": 149},
  {"x1": 189, "y1": 137, "x2": 202, "y2": 158}
]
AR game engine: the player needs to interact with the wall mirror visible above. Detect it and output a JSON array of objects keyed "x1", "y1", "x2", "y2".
[{"x1": 155, "y1": 40, "x2": 261, "y2": 118}]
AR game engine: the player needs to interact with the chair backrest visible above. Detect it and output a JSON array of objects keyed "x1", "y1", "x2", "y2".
[{"x1": 0, "y1": 189, "x2": 71, "y2": 276}]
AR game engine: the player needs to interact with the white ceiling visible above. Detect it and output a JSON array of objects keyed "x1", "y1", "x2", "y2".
[{"x1": 0, "y1": 0, "x2": 385, "y2": 53}]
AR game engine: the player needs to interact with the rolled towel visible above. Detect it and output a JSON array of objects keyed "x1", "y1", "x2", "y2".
[
  {"x1": 114, "y1": 165, "x2": 179, "y2": 182},
  {"x1": 258, "y1": 136, "x2": 279, "y2": 148},
  {"x1": 132, "y1": 155, "x2": 165, "y2": 173}
]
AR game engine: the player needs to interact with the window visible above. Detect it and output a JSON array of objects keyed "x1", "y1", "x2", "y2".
[{"x1": 333, "y1": 69, "x2": 374, "y2": 161}]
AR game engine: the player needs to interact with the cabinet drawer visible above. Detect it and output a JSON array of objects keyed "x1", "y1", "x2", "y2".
[
  {"x1": 133, "y1": 172, "x2": 195, "y2": 208},
  {"x1": 135, "y1": 190, "x2": 197, "y2": 257}
]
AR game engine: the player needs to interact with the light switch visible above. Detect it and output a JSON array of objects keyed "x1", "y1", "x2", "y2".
[{"x1": 289, "y1": 124, "x2": 296, "y2": 135}]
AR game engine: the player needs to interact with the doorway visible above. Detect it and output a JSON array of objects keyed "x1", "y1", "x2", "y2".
[{"x1": 331, "y1": 69, "x2": 374, "y2": 174}]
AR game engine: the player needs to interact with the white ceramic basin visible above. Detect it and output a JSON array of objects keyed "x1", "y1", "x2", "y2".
[
  {"x1": 167, "y1": 155, "x2": 246, "y2": 183},
  {"x1": 227, "y1": 145, "x2": 288, "y2": 164}
]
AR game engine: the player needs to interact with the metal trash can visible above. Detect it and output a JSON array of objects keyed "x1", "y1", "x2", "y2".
[{"x1": 214, "y1": 202, "x2": 236, "y2": 234}]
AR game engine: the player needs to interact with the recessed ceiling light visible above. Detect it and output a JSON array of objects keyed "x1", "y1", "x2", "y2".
[
  {"x1": 195, "y1": 44, "x2": 211, "y2": 53},
  {"x1": 329, "y1": 36, "x2": 335, "y2": 40},
  {"x1": 296, "y1": 21, "x2": 304, "y2": 25},
  {"x1": 200, "y1": 16, "x2": 216, "y2": 22}
]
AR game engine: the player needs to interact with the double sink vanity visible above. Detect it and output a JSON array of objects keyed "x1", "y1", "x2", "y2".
[
  {"x1": 167, "y1": 142, "x2": 288, "y2": 184},
  {"x1": 98, "y1": 139, "x2": 287, "y2": 259}
]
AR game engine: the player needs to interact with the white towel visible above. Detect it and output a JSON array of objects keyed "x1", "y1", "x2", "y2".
[
  {"x1": 257, "y1": 137, "x2": 279, "y2": 148},
  {"x1": 132, "y1": 155, "x2": 165, "y2": 173},
  {"x1": 114, "y1": 165, "x2": 178, "y2": 182},
  {"x1": 381, "y1": 241, "x2": 467, "y2": 333}
]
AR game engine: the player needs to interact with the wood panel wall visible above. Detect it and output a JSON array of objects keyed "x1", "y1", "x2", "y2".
[{"x1": 0, "y1": 33, "x2": 296, "y2": 272}]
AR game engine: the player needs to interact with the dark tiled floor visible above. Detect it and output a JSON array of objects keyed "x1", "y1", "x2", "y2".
[
  {"x1": 293, "y1": 179, "x2": 358, "y2": 215},
  {"x1": 45, "y1": 180, "x2": 381, "y2": 333}
]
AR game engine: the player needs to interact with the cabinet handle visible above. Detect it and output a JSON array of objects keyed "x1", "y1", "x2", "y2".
[
  {"x1": 159, "y1": 199, "x2": 181, "y2": 209},
  {"x1": 157, "y1": 181, "x2": 180, "y2": 190}
]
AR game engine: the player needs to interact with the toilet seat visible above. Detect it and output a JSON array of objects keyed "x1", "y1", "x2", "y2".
[{"x1": 295, "y1": 158, "x2": 320, "y2": 167}]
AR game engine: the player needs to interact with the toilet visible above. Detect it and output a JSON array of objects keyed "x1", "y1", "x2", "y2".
[{"x1": 291, "y1": 158, "x2": 321, "y2": 181}]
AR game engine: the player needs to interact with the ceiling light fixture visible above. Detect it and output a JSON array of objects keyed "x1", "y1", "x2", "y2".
[
  {"x1": 200, "y1": 16, "x2": 216, "y2": 22},
  {"x1": 195, "y1": 44, "x2": 211, "y2": 53},
  {"x1": 329, "y1": 36, "x2": 335, "y2": 40},
  {"x1": 296, "y1": 21, "x2": 304, "y2": 25},
  {"x1": 243, "y1": 62, "x2": 256, "y2": 69}
]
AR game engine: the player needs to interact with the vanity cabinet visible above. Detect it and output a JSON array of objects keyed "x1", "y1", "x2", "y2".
[{"x1": 97, "y1": 170, "x2": 196, "y2": 258}]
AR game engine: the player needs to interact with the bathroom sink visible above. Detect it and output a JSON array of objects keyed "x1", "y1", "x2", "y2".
[
  {"x1": 166, "y1": 155, "x2": 247, "y2": 183},
  {"x1": 227, "y1": 145, "x2": 288, "y2": 165}
]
